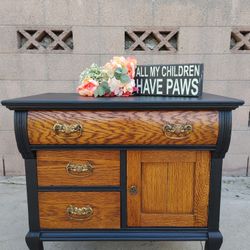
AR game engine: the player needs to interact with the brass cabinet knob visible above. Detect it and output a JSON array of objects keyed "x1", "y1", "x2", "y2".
[
  {"x1": 66, "y1": 161, "x2": 94, "y2": 177},
  {"x1": 162, "y1": 122, "x2": 192, "y2": 139},
  {"x1": 52, "y1": 121, "x2": 83, "y2": 138},
  {"x1": 129, "y1": 185, "x2": 138, "y2": 195},
  {"x1": 66, "y1": 205, "x2": 93, "y2": 220}
]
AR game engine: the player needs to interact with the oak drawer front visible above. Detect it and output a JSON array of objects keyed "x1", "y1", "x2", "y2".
[
  {"x1": 28, "y1": 110, "x2": 219, "y2": 145},
  {"x1": 37, "y1": 150, "x2": 120, "y2": 186},
  {"x1": 39, "y1": 192, "x2": 120, "y2": 229}
]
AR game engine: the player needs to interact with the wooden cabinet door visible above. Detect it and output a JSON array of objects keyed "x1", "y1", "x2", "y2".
[{"x1": 127, "y1": 151, "x2": 210, "y2": 227}]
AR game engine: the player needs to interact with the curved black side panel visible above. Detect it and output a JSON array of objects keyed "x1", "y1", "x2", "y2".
[
  {"x1": 214, "y1": 111, "x2": 232, "y2": 159},
  {"x1": 14, "y1": 111, "x2": 35, "y2": 159},
  {"x1": 208, "y1": 111, "x2": 232, "y2": 234},
  {"x1": 205, "y1": 231, "x2": 223, "y2": 250},
  {"x1": 26, "y1": 231, "x2": 44, "y2": 250}
]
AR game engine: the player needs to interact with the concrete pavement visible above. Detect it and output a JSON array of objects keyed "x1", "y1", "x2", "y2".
[{"x1": 0, "y1": 176, "x2": 249, "y2": 250}]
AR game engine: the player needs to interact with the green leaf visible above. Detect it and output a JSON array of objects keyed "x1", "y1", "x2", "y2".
[
  {"x1": 120, "y1": 74, "x2": 130, "y2": 83},
  {"x1": 115, "y1": 67, "x2": 123, "y2": 74},
  {"x1": 99, "y1": 81, "x2": 110, "y2": 94},
  {"x1": 114, "y1": 67, "x2": 123, "y2": 80},
  {"x1": 95, "y1": 83, "x2": 110, "y2": 97},
  {"x1": 114, "y1": 72, "x2": 121, "y2": 80},
  {"x1": 94, "y1": 88, "x2": 99, "y2": 97},
  {"x1": 122, "y1": 67, "x2": 128, "y2": 74},
  {"x1": 101, "y1": 81, "x2": 109, "y2": 89},
  {"x1": 98, "y1": 87, "x2": 105, "y2": 96}
]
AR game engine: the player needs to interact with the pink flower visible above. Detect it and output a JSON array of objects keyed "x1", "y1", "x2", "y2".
[
  {"x1": 77, "y1": 79, "x2": 98, "y2": 96},
  {"x1": 125, "y1": 57, "x2": 137, "y2": 79}
]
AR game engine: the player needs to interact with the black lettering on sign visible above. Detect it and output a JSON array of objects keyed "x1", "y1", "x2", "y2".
[{"x1": 135, "y1": 64, "x2": 204, "y2": 97}]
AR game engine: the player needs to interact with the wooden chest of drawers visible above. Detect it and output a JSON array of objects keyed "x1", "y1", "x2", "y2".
[{"x1": 2, "y1": 93, "x2": 243, "y2": 250}]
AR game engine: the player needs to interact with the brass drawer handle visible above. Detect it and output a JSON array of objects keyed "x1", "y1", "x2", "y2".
[
  {"x1": 66, "y1": 161, "x2": 94, "y2": 177},
  {"x1": 52, "y1": 121, "x2": 83, "y2": 138},
  {"x1": 66, "y1": 205, "x2": 93, "y2": 220},
  {"x1": 163, "y1": 122, "x2": 193, "y2": 139}
]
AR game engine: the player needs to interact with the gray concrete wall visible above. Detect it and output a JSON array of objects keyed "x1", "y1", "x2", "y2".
[{"x1": 0, "y1": 0, "x2": 249, "y2": 176}]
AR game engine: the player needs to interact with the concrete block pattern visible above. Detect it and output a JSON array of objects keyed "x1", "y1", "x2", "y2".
[
  {"x1": 0, "y1": 81, "x2": 76, "y2": 100},
  {"x1": 99, "y1": 0, "x2": 153, "y2": 26},
  {"x1": 150, "y1": 54, "x2": 250, "y2": 80},
  {"x1": 1, "y1": 0, "x2": 250, "y2": 27},
  {"x1": 229, "y1": 0, "x2": 250, "y2": 25},
  {"x1": 228, "y1": 131, "x2": 250, "y2": 154},
  {"x1": 205, "y1": 0, "x2": 233, "y2": 26},
  {"x1": 2, "y1": 154, "x2": 25, "y2": 176},
  {"x1": 125, "y1": 28, "x2": 179, "y2": 53},
  {"x1": 230, "y1": 27, "x2": 250, "y2": 52},
  {"x1": 0, "y1": 106, "x2": 14, "y2": 131},
  {"x1": 47, "y1": 55, "x2": 100, "y2": 80},
  {"x1": 17, "y1": 28, "x2": 73, "y2": 52},
  {"x1": 204, "y1": 81, "x2": 250, "y2": 105},
  {"x1": 223, "y1": 154, "x2": 248, "y2": 176},
  {"x1": 0, "y1": 0, "x2": 44, "y2": 25},
  {"x1": 44, "y1": 0, "x2": 99, "y2": 25},
  {"x1": 153, "y1": 0, "x2": 208, "y2": 26},
  {"x1": 154, "y1": 0, "x2": 250, "y2": 26},
  {"x1": 0, "y1": 131, "x2": 19, "y2": 155},
  {"x1": 0, "y1": 54, "x2": 47, "y2": 80},
  {"x1": 0, "y1": 26, "x2": 18, "y2": 53},
  {"x1": 0, "y1": 54, "x2": 101, "y2": 81},
  {"x1": 73, "y1": 27, "x2": 124, "y2": 54},
  {"x1": 232, "y1": 106, "x2": 250, "y2": 131},
  {"x1": 179, "y1": 27, "x2": 231, "y2": 54}
]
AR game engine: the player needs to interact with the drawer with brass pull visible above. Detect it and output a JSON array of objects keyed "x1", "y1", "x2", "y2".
[
  {"x1": 38, "y1": 192, "x2": 120, "y2": 229},
  {"x1": 28, "y1": 110, "x2": 219, "y2": 145},
  {"x1": 37, "y1": 150, "x2": 120, "y2": 186}
]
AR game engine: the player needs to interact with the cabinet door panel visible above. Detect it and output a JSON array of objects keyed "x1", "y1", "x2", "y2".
[{"x1": 127, "y1": 151, "x2": 210, "y2": 227}]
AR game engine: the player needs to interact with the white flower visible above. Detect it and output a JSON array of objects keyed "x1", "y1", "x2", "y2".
[
  {"x1": 124, "y1": 79, "x2": 135, "y2": 93},
  {"x1": 108, "y1": 78, "x2": 135, "y2": 96},
  {"x1": 108, "y1": 78, "x2": 124, "y2": 96}
]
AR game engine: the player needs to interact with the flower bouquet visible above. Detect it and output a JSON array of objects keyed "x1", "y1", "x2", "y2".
[{"x1": 77, "y1": 56, "x2": 137, "y2": 97}]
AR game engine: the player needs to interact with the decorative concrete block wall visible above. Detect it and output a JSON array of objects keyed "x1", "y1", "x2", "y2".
[{"x1": 0, "y1": 0, "x2": 249, "y2": 176}]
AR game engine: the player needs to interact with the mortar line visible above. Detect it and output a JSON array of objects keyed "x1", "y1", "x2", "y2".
[
  {"x1": 1, "y1": 79, "x2": 250, "y2": 83},
  {"x1": 1, "y1": 24, "x2": 250, "y2": 28},
  {"x1": 2, "y1": 156, "x2": 6, "y2": 176},
  {"x1": 246, "y1": 156, "x2": 249, "y2": 177},
  {"x1": 2, "y1": 52, "x2": 250, "y2": 56}
]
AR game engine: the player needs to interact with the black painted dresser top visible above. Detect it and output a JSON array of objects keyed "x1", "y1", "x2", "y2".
[{"x1": 1, "y1": 92, "x2": 244, "y2": 111}]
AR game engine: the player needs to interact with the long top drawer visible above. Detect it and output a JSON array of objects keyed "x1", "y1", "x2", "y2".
[{"x1": 28, "y1": 110, "x2": 219, "y2": 145}]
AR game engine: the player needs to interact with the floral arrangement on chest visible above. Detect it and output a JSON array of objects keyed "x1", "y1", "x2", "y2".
[{"x1": 77, "y1": 57, "x2": 137, "y2": 97}]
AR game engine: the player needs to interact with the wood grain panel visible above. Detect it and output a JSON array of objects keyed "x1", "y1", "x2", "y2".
[
  {"x1": 127, "y1": 150, "x2": 210, "y2": 227},
  {"x1": 39, "y1": 192, "x2": 120, "y2": 229},
  {"x1": 141, "y1": 161, "x2": 194, "y2": 214},
  {"x1": 141, "y1": 151, "x2": 197, "y2": 162},
  {"x1": 142, "y1": 163, "x2": 168, "y2": 213},
  {"x1": 166, "y1": 163, "x2": 194, "y2": 214},
  {"x1": 37, "y1": 150, "x2": 120, "y2": 186},
  {"x1": 194, "y1": 151, "x2": 210, "y2": 226},
  {"x1": 126, "y1": 151, "x2": 142, "y2": 227},
  {"x1": 28, "y1": 110, "x2": 219, "y2": 145}
]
